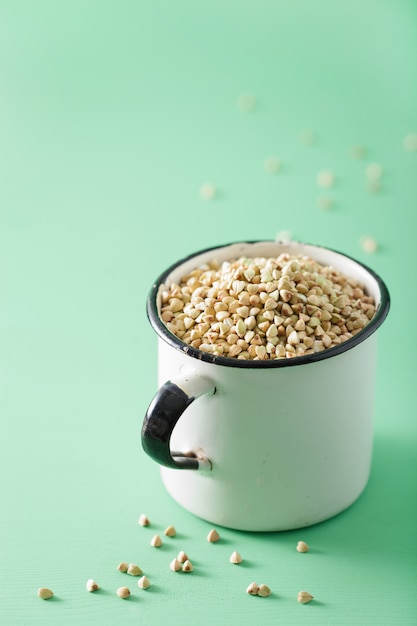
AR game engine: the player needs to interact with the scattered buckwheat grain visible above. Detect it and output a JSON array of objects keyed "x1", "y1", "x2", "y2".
[
  {"x1": 246, "y1": 582, "x2": 260, "y2": 595},
  {"x1": 317, "y1": 195, "x2": 333, "y2": 210},
  {"x1": 117, "y1": 587, "x2": 130, "y2": 599},
  {"x1": 257, "y1": 584, "x2": 271, "y2": 597},
  {"x1": 296, "y1": 541, "x2": 309, "y2": 553},
  {"x1": 138, "y1": 576, "x2": 150, "y2": 589},
  {"x1": 366, "y1": 178, "x2": 381, "y2": 193},
  {"x1": 264, "y1": 157, "x2": 281, "y2": 174},
  {"x1": 138, "y1": 514, "x2": 150, "y2": 526},
  {"x1": 207, "y1": 529, "x2": 220, "y2": 542},
  {"x1": 360, "y1": 236, "x2": 378, "y2": 253},
  {"x1": 229, "y1": 550, "x2": 243, "y2": 564},
  {"x1": 127, "y1": 563, "x2": 142, "y2": 576},
  {"x1": 182, "y1": 559, "x2": 193, "y2": 572},
  {"x1": 199, "y1": 183, "x2": 216, "y2": 201},
  {"x1": 403, "y1": 133, "x2": 417, "y2": 152},
  {"x1": 177, "y1": 550, "x2": 189, "y2": 563},
  {"x1": 350, "y1": 144, "x2": 366, "y2": 160},
  {"x1": 170, "y1": 558, "x2": 182, "y2": 572},
  {"x1": 317, "y1": 169, "x2": 335, "y2": 188},
  {"x1": 366, "y1": 163, "x2": 383, "y2": 181},
  {"x1": 37, "y1": 588, "x2": 53, "y2": 600},
  {"x1": 151, "y1": 534, "x2": 162, "y2": 547},
  {"x1": 275, "y1": 230, "x2": 292, "y2": 242},
  {"x1": 164, "y1": 525, "x2": 176, "y2": 537},
  {"x1": 298, "y1": 591, "x2": 314, "y2": 604},
  {"x1": 117, "y1": 562, "x2": 129, "y2": 573},
  {"x1": 86, "y1": 579, "x2": 99, "y2": 592},
  {"x1": 298, "y1": 129, "x2": 316, "y2": 145},
  {"x1": 237, "y1": 93, "x2": 256, "y2": 112}
]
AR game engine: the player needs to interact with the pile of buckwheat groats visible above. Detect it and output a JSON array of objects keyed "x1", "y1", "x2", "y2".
[
  {"x1": 37, "y1": 514, "x2": 314, "y2": 604},
  {"x1": 160, "y1": 253, "x2": 376, "y2": 360}
]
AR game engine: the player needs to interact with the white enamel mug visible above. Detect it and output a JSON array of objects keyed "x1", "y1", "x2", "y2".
[{"x1": 142, "y1": 241, "x2": 390, "y2": 531}]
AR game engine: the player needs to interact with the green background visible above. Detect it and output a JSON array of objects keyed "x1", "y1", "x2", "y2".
[{"x1": 1, "y1": 1, "x2": 416, "y2": 624}]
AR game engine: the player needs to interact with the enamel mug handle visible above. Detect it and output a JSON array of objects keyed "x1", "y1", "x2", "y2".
[{"x1": 142, "y1": 373, "x2": 215, "y2": 470}]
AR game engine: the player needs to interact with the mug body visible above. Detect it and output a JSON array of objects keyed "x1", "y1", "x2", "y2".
[
  {"x1": 144, "y1": 241, "x2": 390, "y2": 531},
  {"x1": 158, "y1": 336, "x2": 376, "y2": 531}
]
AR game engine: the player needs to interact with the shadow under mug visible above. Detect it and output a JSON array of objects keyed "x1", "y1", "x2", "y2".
[{"x1": 142, "y1": 241, "x2": 390, "y2": 531}]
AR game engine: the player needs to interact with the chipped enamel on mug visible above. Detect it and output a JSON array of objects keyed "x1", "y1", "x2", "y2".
[{"x1": 142, "y1": 241, "x2": 390, "y2": 531}]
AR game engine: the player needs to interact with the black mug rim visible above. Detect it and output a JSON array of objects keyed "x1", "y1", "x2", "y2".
[{"x1": 146, "y1": 240, "x2": 390, "y2": 369}]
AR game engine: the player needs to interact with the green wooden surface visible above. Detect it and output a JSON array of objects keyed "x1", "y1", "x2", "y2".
[{"x1": 1, "y1": 1, "x2": 416, "y2": 624}]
